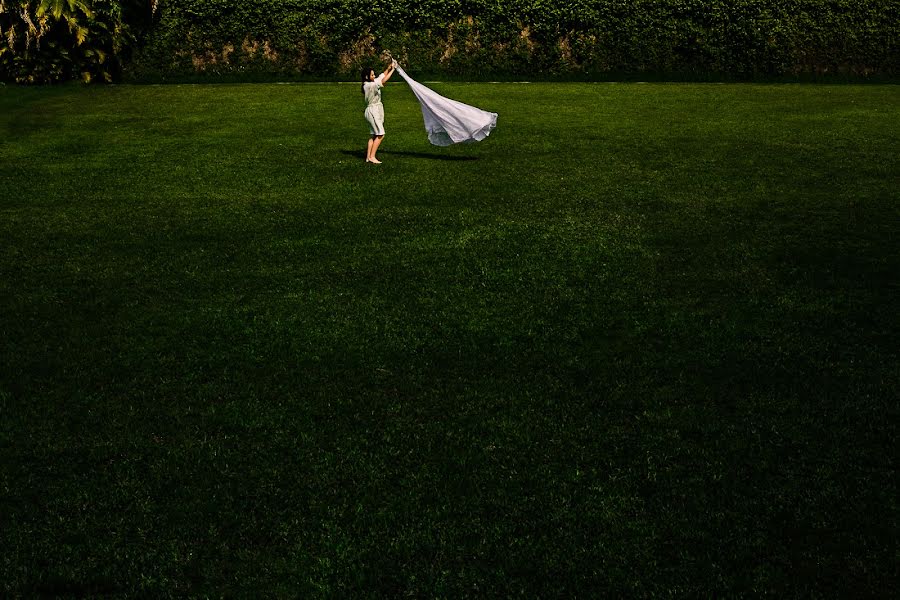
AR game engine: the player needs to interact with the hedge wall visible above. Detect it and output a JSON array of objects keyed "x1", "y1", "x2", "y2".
[{"x1": 127, "y1": 0, "x2": 899, "y2": 81}]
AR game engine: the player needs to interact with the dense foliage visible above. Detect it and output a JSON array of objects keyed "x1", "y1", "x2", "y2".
[
  {"x1": 125, "y1": 0, "x2": 899, "y2": 81},
  {"x1": 2, "y1": 1, "x2": 898, "y2": 83},
  {"x1": 0, "y1": 0, "x2": 141, "y2": 83}
]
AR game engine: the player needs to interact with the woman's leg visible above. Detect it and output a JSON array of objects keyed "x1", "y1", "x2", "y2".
[
  {"x1": 369, "y1": 135, "x2": 384, "y2": 163},
  {"x1": 366, "y1": 135, "x2": 375, "y2": 160}
]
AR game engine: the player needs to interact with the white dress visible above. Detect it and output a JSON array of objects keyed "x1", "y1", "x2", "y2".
[
  {"x1": 394, "y1": 65, "x2": 498, "y2": 146},
  {"x1": 363, "y1": 74, "x2": 385, "y2": 136}
]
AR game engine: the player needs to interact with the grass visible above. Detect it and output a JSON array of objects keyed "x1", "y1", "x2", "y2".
[{"x1": 1, "y1": 81, "x2": 898, "y2": 596}]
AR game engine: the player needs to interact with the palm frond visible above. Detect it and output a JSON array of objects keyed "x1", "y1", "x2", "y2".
[
  {"x1": 37, "y1": 0, "x2": 92, "y2": 21},
  {"x1": 21, "y1": 7, "x2": 35, "y2": 33}
]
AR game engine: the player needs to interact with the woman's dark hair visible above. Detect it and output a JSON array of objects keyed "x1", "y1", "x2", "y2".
[{"x1": 360, "y1": 67, "x2": 373, "y2": 95}]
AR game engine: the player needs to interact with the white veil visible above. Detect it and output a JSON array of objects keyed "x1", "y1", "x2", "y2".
[{"x1": 394, "y1": 64, "x2": 498, "y2": 146}]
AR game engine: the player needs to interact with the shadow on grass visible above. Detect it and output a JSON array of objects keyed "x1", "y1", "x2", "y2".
[{"x1": 340, "y1": 149, "x2": 478, "y2": 162}]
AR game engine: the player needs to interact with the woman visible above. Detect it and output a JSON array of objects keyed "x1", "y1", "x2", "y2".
[{"x1": 361, "y1": 60, "x2": 396, "y2": 164}]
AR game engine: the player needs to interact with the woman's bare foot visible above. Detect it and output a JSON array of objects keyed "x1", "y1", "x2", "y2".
[{"x1": 367, "y1": 157, "x2": 382, "y2": 164}]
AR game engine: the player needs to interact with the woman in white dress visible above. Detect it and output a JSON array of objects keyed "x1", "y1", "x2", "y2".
[{"x1": 361, "y1": 61, "x2": 396, "y2": 164}]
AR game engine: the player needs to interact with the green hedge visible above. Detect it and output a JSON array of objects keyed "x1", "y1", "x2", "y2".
[{"x1": 107, "y1": 1, "x2": 900, "y2": 81}]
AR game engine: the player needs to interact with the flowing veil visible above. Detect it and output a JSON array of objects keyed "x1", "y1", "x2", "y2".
[{"x1": 393, "y1": 64, "x2": 498, "y2": 146}]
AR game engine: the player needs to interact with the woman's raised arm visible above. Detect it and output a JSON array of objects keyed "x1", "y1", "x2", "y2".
[{"x1": 381, "y1": 62, "x2": 396, "y2": 84}]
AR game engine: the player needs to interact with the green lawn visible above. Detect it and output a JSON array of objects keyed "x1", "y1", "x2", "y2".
[{"x1": 1, "y1": 81, "x2": 898, "y2": 595}]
